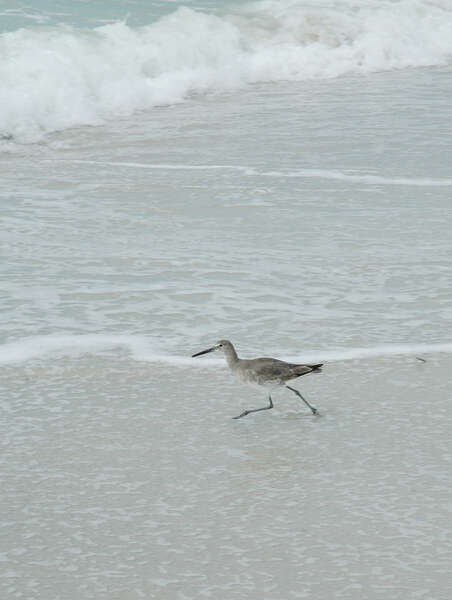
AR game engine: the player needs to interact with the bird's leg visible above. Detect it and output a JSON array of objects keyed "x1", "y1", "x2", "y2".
[
  {"x1": 232, "y1": 395, "x2": 274, "y2": 420},
  {"x1": 285, "y1": 385, "x2": 318, "y2": 415}
]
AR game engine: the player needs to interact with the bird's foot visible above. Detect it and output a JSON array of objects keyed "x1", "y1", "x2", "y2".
[{"x1": 232, "y1": 410, "x2": 249, "y2": 420}]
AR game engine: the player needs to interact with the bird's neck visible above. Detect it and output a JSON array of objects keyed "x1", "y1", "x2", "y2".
[{"x1": 224, "y1": 345, "x2": 239, "y2": 368}]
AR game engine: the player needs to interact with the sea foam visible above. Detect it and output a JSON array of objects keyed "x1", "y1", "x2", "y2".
[
  {"x1": 1, "y1": 0, "x2": 452, "y2": 142},
  {"x1": 52, "y1": 160, "x2": 452, "y2": 186},
  {"x1": 1, "y1": 334, "x2": 451, "y2": 366}
]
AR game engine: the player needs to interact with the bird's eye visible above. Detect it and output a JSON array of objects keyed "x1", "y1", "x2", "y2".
[{"x1": 218, "y1": 344, "x2": 223, "y2": 347}]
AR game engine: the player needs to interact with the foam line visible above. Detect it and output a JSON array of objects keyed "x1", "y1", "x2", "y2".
[
  {"x1": 259, "y1": 169, "x2": 452, "y2": 187},
  {"x1": 0, "y1": 334, "x2": 152, "y2": 364},
  {"x1": 286, "y1": 343, "x2": 452, "y2": 364},
  {"x1": 0, "y1": 335, "x2": 451, "y2": 367},
  {"x1": 51, "y1": 160, "x2": 256, "y2": 175},
  {"x1": 51, "y1": 161, "x2": 452, "y2": 187}
]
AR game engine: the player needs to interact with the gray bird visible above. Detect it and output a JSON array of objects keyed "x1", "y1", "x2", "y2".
[{"x1": 192, "y1": 339, "x2": 322, "y2": 419}]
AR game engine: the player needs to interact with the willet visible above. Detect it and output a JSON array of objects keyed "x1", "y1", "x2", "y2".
[{"x1": 192, "y1": 339, "x2": 322, "y2": 419}]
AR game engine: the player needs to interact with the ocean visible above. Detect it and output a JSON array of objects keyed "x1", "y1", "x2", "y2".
[{"x1": 1, "y1": 0, "x2": 452, "y2": 598}]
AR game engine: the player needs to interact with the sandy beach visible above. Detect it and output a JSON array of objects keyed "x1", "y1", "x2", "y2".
[{"x1": 1, "y1": 352, "x2": 451, "y2": 599}]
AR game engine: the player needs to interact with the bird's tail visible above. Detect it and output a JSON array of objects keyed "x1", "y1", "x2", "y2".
[{"x1": 292, "y1": 363, "x2": 323, "y2": 378}]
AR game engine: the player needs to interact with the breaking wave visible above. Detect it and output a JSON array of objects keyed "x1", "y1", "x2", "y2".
[{"x1": 2, "y1": 0, "x2": 452, "y2": 141}]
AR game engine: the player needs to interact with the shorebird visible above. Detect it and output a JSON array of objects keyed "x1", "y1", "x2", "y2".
[{"x1": 192, "y1": 339, "x2": 322, "y2": 419}]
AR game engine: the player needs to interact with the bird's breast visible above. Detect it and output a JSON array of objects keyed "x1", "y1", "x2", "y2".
[{"x1": 232, "y1": 366, "x2": 282, "y2": 390}]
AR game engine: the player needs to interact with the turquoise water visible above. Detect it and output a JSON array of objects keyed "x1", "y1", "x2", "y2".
[{"x1": 1, "y1": 0, "x2": 244, "y2": 30}]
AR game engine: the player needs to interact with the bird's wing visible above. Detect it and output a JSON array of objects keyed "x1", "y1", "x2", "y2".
[{"x1": 246, "y1": 358, "x2": 297, "y2": 381}]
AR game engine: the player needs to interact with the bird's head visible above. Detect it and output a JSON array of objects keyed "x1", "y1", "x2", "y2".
[{"x1": 192, "y1": 339, "x2": 232, "y2": 357}]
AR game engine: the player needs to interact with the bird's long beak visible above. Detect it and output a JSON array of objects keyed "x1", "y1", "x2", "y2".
[{"x1": 192, "y1": 346, "x2": 216, "y2": 358}]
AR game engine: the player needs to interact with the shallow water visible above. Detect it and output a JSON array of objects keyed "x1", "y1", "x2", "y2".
[{"x1": 2, "y1": 67, "x2": 452, "y2": 357}]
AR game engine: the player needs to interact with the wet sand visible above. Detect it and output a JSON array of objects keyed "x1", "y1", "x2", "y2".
[{"x1": 1, "y1": 353, "x2": 451, "y2": 599}]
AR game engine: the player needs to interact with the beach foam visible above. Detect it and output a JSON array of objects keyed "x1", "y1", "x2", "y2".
[
  {"x1": 2, "y1": 0, "x2": 452, "y2": 142},
  {"x1": 51, "y1": 160, "x2": 452, "y2": 186},
  {"x1": 1, "y1": 334, "x2": 451, "y2": 366}
]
